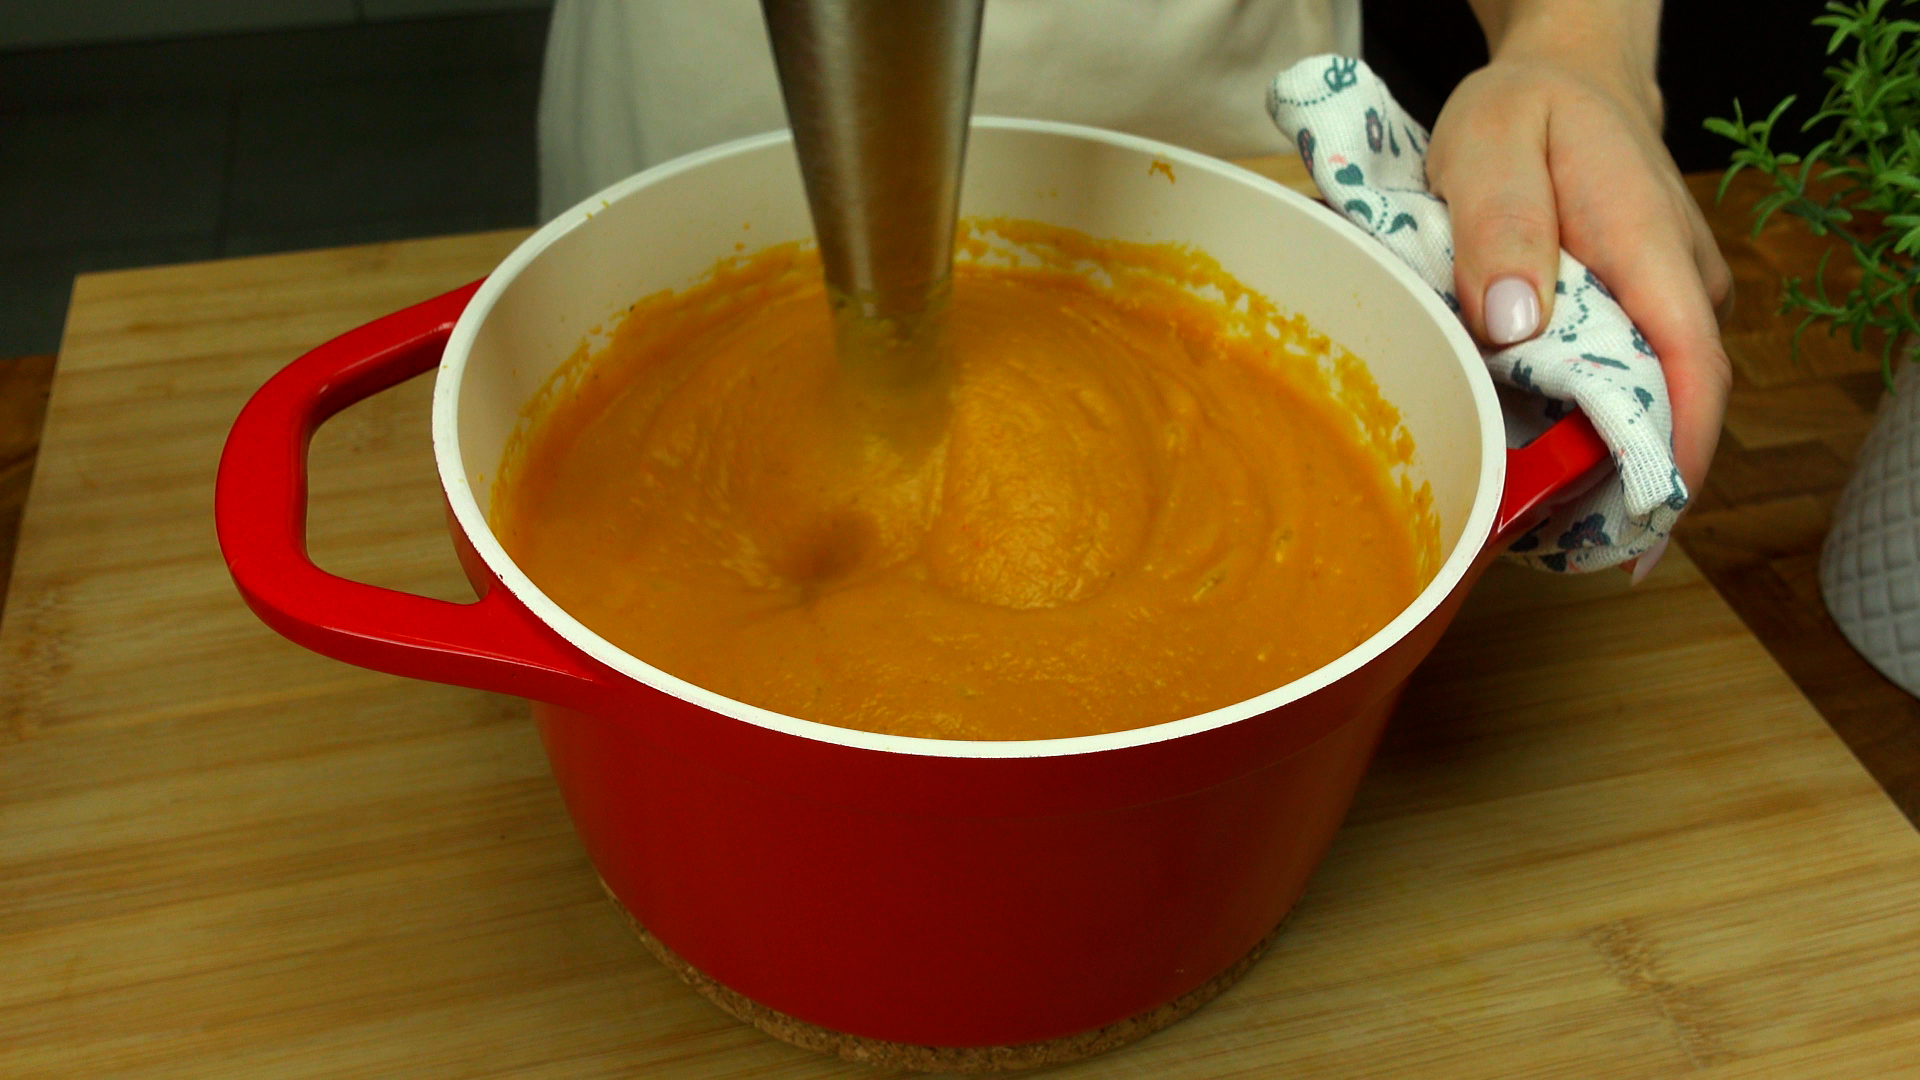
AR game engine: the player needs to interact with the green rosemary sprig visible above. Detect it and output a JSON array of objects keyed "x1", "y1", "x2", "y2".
[{"x1": 1705, "y1": 0, "x2": 1920, "y2": 380}]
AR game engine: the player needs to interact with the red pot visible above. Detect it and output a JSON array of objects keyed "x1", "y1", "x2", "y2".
[{"x1": 216, "y1": 121, "x2": 1604, "y2": 1051}]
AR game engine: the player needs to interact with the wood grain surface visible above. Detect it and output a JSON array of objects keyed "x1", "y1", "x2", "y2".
[
  {"x1": 1675, "y1": 169, "x2": 1920, "y2": 826},
  {"x1": 3, "y1": 178, "x2": 1920, "y2": 1075},
  {"x1": 6, "y1": 157, "x2": 1914, "y2": 821},
  {"x1": 0, "y1": 353, "x2": 54, "y2": 617}
]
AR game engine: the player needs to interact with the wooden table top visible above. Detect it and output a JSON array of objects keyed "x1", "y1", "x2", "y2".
[
  {"x1": 3, "y1": 163, "x2": 1911, "y2": 823},
  {"x1": 2, "y1": 157, "x2": 1919, "y2": 1076},
  {"x1": 1674, "y1": 169, "x2": 1920, "y2": 825}
]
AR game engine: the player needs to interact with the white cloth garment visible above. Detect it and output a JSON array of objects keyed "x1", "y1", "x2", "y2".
[
  {"x1": 1269, "y1": 56, "x2": 1686, "y2": 572},
  {"x1": 537, "y1": 0, "x2": 1361, "y2": 220}
]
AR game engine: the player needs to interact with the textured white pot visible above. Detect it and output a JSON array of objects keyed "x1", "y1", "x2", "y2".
[{"x1": 1822, "y1": 347, "x2": 1920, "y2": 696}]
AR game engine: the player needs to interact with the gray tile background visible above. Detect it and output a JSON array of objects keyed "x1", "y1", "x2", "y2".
[
  {"x1": 0, "y1": 0, "x2": 550, "y2": 51},
  {"x1": 0, "y1": 7, "x2": 550, "y2": 356}
]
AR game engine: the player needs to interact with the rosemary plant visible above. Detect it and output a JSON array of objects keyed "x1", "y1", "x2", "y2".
[{"x1": 1706, "y1": 0, "x2": 1920, "y2": 378}]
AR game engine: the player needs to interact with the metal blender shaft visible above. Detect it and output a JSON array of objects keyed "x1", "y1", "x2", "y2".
[{"x1": 761, "y1": 0, "x2": 985, "y2": 330}]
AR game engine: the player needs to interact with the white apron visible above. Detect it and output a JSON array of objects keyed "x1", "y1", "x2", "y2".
[{"x1": 537, "y1": 0, "x2": 1361, "y2": 220}]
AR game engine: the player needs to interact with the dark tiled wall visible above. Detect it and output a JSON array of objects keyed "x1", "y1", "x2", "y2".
[
  {"x1": 0, "y1": 9, "x2": 549, "y2": 356},
  {"x1": 0, "y1": 1, "x2": 551, "y2": 51}
]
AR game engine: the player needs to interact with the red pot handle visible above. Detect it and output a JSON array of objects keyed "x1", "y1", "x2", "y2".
[
  {"x1": 1494, "y1": 409, "x2": 1610, "y2": 543},
  {"x1": 215, "y1": 281, "x2": 613, "y2": 708}
]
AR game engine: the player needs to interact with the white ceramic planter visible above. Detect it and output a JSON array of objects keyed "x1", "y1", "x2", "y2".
[{"x1": 1822, "y1": 349, "x2": 1920, "y2": 695}]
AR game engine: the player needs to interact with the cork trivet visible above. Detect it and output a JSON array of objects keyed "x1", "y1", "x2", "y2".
[{"x1": 601, "y1": 877, "x2": 1287, "y2": 1073}]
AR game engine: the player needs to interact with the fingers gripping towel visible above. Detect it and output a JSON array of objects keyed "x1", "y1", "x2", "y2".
[{"x1": 1267, "y1": 55, "x2": 1686, "y2": 572}]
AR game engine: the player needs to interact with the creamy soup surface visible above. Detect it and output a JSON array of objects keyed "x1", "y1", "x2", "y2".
[{"x1": 494, "y1": 220, "x2": 1435, "y2": 741}]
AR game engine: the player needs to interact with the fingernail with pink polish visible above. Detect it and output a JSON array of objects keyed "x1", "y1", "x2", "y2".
[
  {"x1": 1485, "y1": 276, "x2": 1540, "y2": 345},
  {"x1": 1630, "y1": 536, "x2": 1669, "y2": 586}
]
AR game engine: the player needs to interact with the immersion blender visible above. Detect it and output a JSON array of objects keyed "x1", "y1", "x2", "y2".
[{"x1": 759, "y1": 0, "x2": 987, "y2": 393}]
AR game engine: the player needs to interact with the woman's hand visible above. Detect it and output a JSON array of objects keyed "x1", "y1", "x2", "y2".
[{"x1": 1428, "y1": 0, "x2": 1732, "y2": 559}]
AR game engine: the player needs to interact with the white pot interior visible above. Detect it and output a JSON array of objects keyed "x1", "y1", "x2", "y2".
[{"x1": 433, "y1": 119, "x2": 1504, "y2": 758}]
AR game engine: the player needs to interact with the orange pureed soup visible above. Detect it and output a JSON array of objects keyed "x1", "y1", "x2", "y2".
[{"x1": 493, "y1": 221, "x2": 1437, "y2": 741}]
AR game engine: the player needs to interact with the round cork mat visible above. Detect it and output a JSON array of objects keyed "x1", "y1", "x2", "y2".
[{"x1": 601, "y1": 878, "x2": 1286, "y2": 1073}]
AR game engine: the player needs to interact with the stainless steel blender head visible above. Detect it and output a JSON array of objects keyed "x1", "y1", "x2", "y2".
[{"x1": 761, "y1": 0, "x2": 986, "y2": 384}]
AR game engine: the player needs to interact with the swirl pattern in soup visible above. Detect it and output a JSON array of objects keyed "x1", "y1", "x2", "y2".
[{"x1": 494, "y1": 222, "x2": 1434, "y2": 741}]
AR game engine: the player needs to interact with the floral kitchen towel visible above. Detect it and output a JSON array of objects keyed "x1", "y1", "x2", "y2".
[{"x1": 1267, "y1": 55, "x2": 1686, "y2": 572}]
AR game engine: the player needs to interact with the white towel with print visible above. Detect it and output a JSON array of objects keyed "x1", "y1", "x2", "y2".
[{"x1": 1268, "y1": 55, "x2": 1685, "y2": 572}]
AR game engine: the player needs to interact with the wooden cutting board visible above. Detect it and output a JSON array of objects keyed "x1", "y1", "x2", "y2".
[{"x1": 5, "y1": 211, "x2": 1920, "y2": 1077}]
